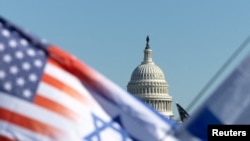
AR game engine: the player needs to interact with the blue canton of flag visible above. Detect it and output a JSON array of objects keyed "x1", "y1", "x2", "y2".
[{"x1": 0, "y1": 23, "x2": 46, "y2": 101}]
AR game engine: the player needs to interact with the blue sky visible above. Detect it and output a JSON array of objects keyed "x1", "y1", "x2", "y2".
[{"x1": 2, "y1": 1, "x2": 250, "y2": 118}]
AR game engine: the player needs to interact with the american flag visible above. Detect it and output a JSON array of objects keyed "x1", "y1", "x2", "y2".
[
  {"x1": 0, "y1": 16, "x2": 178, "y2": 141},
  {"x1": 0, "y1": 17, "x2": 104, "y2": 141}
]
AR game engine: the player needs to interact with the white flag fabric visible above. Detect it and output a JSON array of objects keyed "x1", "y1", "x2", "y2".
[
  {"x1": 175, "y1": 51, "x2": 250, "y2": 140},
  {"x1": 0, "y1": 16, "x2": 179, "y2": 141}
]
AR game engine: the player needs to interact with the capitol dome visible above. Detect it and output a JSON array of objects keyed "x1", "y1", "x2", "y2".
[
  {"x1": 130, "y1": 63, "x2": 166, "y2": 82},
  {"x1": 127, "y1": 36, "x2": 174, "y2": 118}
]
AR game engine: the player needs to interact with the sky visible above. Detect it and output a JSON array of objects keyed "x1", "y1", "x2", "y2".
[{"x1": 1, "y1": 1, "x2": 250, "y2": 119}]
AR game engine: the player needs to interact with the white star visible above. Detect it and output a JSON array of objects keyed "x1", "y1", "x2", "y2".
[
  {"x1": 4, "y1": 82, "x2": 12, "y2": 91},
  {"x1": 3, "y1": 54, "x2": 12, "y2": 63},
  {"x1": 29, "y1": 73, "x2": 37, "y2": 82},
  {"x1": 27, "y1": 48, "x2": 36, "y2": 57},
  {"x1": 15, "y1": 51, "x2": 24, "y2": 59},
  {"x1": 16, "y1": 77, "x2": 25, "y2": 86},
  {"x1": 0, "y1": 70, "x2": 5, "y2": 79},
  {"x1": 2, "y1": 29, "x2": 10, "y2": 37},
  {"x1": 10, "y1": 66, "x2": 18, "y2": 75},
  {"x1": 22, "y1": 62, "x2": 31, "y2": 71},
  {"x1": 23, "y1": 89, "x2": 32, "y2": 98},
  {"x1": 20, "y1": 39, "x2": 28, "y2": 46},
  {"x1": 9, "y1": 39, "x2": 17, "y2": 48},
  {"x1": 34, "y1": 59, "x2": 43, "y2": 68},
  {"x1": 0, "y1": 43, "x2": 5, "y2": 51}
]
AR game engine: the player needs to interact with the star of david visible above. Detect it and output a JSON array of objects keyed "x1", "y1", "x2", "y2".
[{"x1": 84, "y1": 114, "x2": 139, "y2": 141}]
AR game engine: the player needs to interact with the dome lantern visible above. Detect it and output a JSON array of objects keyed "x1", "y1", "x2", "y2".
[{"x1": 142, "y1": 36, "x2": 153, "y2": 64}]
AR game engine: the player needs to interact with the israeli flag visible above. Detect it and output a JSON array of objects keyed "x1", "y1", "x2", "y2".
[{"x1": 175, "y1": 51, "x2": 250, "y2": 140}]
